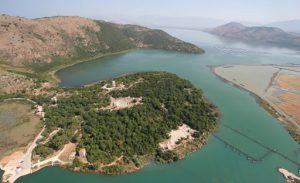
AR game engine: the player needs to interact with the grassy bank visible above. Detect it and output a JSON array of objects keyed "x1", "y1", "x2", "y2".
[
  {"x1": 0, "y1": 49, "x2": 138, "y2": 87},
  {"x1": 37, "y1": 49, "x2": 139, "y2": 86},
  {"x1": 48, "y1": 49, "x2": 138, "y2": 86},
  {"x1": 0, "y1": 100, "x2": 43, "y2": 159}
]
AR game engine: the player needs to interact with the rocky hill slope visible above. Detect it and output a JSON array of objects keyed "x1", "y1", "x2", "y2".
[
  {"x1": 208, "y1": 22, "x2": 300, "y2": 49},
  {"x1": 0, "y1": 15, "x2": 203, "y2": 67}
]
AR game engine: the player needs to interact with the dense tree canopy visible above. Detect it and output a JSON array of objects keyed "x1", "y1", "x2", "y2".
[{"x1": 33, "y1": 72, "x2": 218, "y2": 167}]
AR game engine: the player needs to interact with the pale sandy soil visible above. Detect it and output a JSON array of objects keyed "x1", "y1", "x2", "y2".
[
  {"x1": 0, "y1": 151, "x2": 24, "y2": 167},
  {"x1": 102, "y1": 81, "x2": 126, "y2": 92},
  {"x1": 272, "y1": 70, "x2": 300, "y2": 126},
  {"x1": 159, "y1": 124, "x2": 196, "y2": 150},
  {"x1": 213, "y1": 64, "x2": 300, "y2": 133},
  {"x1": 102, "y1": 96, "x2": 142, "y2": 111},
  {"x1": 102, "y1": 79, "x2": 143, "y2": 92},
  {"x1": 58, "y1": 143, "x2": 76, "y2": 162},
  {"x1": 1, "y1": 127, "x2": 45, "y2": 183},
  {"x1": 32, "y1": 142, "x2": 78, "y2": 171},
  {"x1": 214, "y1": 65, "x2": 279, "y2": 97},
  {"x1": 0, "y1": 98, "x2": 70, "y2": 183},
  {"x1": 277, "y1": 90, "x2": 300, "y2": 124},
  {"x1": 276, "y1": 75, "x2": 300, "y2": 91},
  {"x1": 279, "y1": 168, "x2": 300, "y2": 183}
]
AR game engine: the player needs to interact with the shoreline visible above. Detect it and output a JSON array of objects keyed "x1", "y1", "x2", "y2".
[
  {"x1": 0, "y1": 82, "x2": 219, "y2": 182},
  {"x1": 1, "y1": 124, "x2": 217, "y2": 179},
  {"x1": 210, "y1": 64, "x2": 300, "y2": 144},
  {"x1": 67, "y1": 125, "x2": 217, "y2": 175},
  {"x1": 0, "y1": 98, "x2": 44, "y2": 183},
  {"x1": 0, "y1": 49, "x2": 139, "y2": 89},
  {"x1": 48, "y1": 48, "x2": 139, "y2": 86},
  {"x1": 1, "y1": 47, "x2": 203, "y2": 89},
  {"x1": 66, "y1": 132, "x2": 214, "y2": 176},
  {"x1": 48, "y1": 47, "x2": 204, "y2": 87},
  {"x1": 1, "y1": 126, "x2": 45, "y2": 183},
  {"x1": 278, "y1": 168, "x2": 300, "y2": 183}
]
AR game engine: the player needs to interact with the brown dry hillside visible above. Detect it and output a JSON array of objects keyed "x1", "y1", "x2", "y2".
[
  {"x1": 0, "y1": 16, "x2": 101, "y2": 66},
  {"x1": 0, "y1": 15, "x2": 203, "y2": 68}
]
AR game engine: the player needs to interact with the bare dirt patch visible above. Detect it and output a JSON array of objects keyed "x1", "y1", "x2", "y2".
[
  {"x1": 58, "y1": 143, "x2": 76, "y2": 162},
  {"x1": 274, "y1": 73, "x2": 300, "y2": 125},
  {"x1": 159, "y1": 124, "x2": 196, "y2": 150},
  {"x1": 101, "y1": 80, "x2": 126, "y2": 92},
  {"x1": 213, "y1": 64, "x2": 300, "y2": 143},
  {"x1": 278, "y1": 92, "x2": 300, "y2": 124},
  {"x1": 276, "y1": 74, "x2": 300, "y2": 91},
  {"x1": 0, "y1": 151, "x2": 24, "y2": 167}
]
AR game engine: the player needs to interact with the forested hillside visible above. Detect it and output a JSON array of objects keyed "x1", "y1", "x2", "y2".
[{"x1": 31, "y1": 72, "x2": 218, "y2": 174}]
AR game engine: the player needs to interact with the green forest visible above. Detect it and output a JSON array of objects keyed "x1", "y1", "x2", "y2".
[{"x1": 32, "y1": 72, "x2": 218, "y2": 172}]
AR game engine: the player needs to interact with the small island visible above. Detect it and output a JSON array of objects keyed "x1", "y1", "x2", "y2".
[{"x1": 0, "y1": 72, "x2": 219, "y2": 182}]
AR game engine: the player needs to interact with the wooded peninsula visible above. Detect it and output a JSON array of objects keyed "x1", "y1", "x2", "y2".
[{"x1": 29, "y1": 72, "x2": 219, "y2": 174}]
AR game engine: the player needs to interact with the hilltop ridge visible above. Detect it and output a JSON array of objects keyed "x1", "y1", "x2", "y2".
[
  {"x1": 0, "y1": 15, "x2": 203, "y2": 68},
  {"x1": 208, "y1": 22, "x2": 300, "y2": 49}
]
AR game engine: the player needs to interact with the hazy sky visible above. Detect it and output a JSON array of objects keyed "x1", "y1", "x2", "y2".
[{"x1": 1, "y1": 0, "x2": 300, "y2": 23}]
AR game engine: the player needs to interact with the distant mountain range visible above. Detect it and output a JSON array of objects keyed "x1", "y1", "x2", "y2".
[
  {"x1": 267, "y1": 20, "x2": 300, "y2": 33},
  {"x1": 93, "y1": 15, "x2": 228, "y2": 31},
  {"x1": 208, "y1": 22, "x2": 300, "y2": 50}
]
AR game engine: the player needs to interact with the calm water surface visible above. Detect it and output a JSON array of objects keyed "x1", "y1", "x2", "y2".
[{"x1": 17, "y1": 30, "x2": 300, "y2": 183}]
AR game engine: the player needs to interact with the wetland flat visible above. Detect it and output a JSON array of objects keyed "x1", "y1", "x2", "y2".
[{"x1": 0, "y1": 100, "x2": 42, "y2": 159}]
